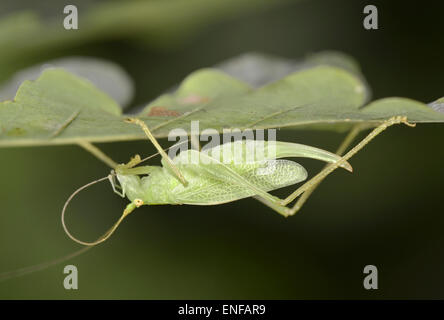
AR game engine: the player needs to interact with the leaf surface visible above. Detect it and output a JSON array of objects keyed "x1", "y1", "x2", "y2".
[{"x1": 1, "y1": 65, "x2": 443, "y2": 147}]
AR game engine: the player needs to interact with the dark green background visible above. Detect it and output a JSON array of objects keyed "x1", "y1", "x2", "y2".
[{"x1": 1, "y1": 0, "x2": 443, "y2": 299}]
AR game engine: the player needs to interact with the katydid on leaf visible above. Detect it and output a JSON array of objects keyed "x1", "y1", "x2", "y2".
[
  {"x1": 61, "y1": 116, "x2": 415, "y2": 246},
  {"x1": 0, "y1": 115, "x2": 415, "y2": 281}
]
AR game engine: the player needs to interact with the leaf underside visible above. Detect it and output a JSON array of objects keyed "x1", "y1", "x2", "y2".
[{"x1": 0, "y1": 63, "x2": 443, "y2": 147}]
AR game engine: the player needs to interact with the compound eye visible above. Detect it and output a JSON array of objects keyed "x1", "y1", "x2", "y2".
[{"x1": 134, "y1": 199, "x2": 144, "y2": 207}]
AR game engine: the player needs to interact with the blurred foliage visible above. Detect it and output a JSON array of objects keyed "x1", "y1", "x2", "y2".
[
  {"x1": 0, "y1": 0, "x2": 287, "y2": 84},
  {"x1": 1, "y1": 0, "x2": 444, "y2": 299}
]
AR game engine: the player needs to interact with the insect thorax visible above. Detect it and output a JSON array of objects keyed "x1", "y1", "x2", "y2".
[{"x1": 116, "y1": 167, "x2": 180, "y2": 205}]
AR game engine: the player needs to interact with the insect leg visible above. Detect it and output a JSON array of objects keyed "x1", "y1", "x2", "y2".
[
  {"x1": 124, "y1": 117, "x2": 188, "y2": 186},
  {"x1": 108, "y1": 174, "x2": 125, "y2": 197},
  {"x1": 116, "y1": 165, "x2": 158, "y2": 176},
  {"x1": 252, "y1": 117, "x2": 415, "y2": 216},
  {"x1": 77, "y1": 141, "x2": 119, "y2": 169},
  {"x1": 120, "y1": 154, "x2": 143, "y2": 169},
  {"x1": 253, "y1": 196, "x2": 293, "y2": 217}
]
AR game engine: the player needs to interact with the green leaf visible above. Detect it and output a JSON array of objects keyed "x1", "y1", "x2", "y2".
[
  {"x1": 215, "y1": 51, "x2": 368, "y2": 91},
  {"x1": 140, "y1": 66, "x2": 368, "y2": 135},
  {"x1": 1, "y1": 64, "x2": 444, "y2": 148},
  {"x1": 0, "y1": 69, "x2": 130, "y2": 145}
]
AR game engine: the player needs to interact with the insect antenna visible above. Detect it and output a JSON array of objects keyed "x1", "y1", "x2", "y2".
[
  {"x1": 61, "y1": 175, "x2": 114, "y2": 246},
  {"x1": 62, "y1": 140, "x2": 190, "y2": 246},
  {"x1": 138, "y1": 139, "x2": 190, "y2": 165},
  {"x1": 0, "y1": 176, "x2": 112, "y2": 282},
  {"x1": 0, "y1": 140, "x2": 190, "y2": 281}
]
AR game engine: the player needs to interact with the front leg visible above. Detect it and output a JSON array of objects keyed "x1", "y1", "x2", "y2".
[{"x1": 108, "y1": 174, "x2": 125, "y2": 197}]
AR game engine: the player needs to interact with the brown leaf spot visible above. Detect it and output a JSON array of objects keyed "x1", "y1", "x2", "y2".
[{"x1": 147, "y1": 106, "x2": 182, "y2": 117}]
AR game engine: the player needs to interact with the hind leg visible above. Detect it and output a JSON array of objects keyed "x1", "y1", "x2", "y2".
[{"x1": 254, "y1": 116, "x2": 415, "y2": 216}]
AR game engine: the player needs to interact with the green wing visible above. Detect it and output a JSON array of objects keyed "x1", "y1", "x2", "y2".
[
  {"x1": 171, "y1": 140, "x2": 352, "y2": 171},
  {"x1": 173, "y1": 159, "x2": 307, "y2": 205}
]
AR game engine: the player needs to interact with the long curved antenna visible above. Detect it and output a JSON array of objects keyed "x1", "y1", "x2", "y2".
[
  {"x1": 0, "y1": 176, "x2": 142, "y2": 281},
  {"x1": 61, "y1": 176, "x2": 143, "y2": 246},
  {"x1": 0, "y1": 176, "x2": 118, "y2": 282},
  {"x1": 61, "y1": 176, "x2": 108, "y2": 246},
  {"x1": 63, "y1": 141, "x2": 190, "y2": 245},
  {"x1": 1, "y1": 143, "x2": 184, "y2": 281}
]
